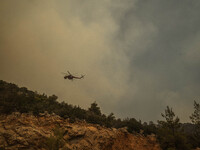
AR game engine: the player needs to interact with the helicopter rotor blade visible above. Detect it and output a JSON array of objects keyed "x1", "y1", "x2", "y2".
[
  {"x1": 67, "y1": 71, "x2": 71, "y2": 75},
  {"x1": 61, "y1": 72, "x2": 67, "y2": 74}
]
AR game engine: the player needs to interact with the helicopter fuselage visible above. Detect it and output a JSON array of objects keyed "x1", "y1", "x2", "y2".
[
  {"x1": 64, "y1": 75, "x2": 74, "y2": 80},
  {"x1": 63, "y1": 71, "x2": 84, "y2": 80}
]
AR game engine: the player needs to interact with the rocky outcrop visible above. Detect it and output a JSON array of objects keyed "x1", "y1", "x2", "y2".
[{"x1": 0, "y1": 112, "x2": 161, "y2": 150}]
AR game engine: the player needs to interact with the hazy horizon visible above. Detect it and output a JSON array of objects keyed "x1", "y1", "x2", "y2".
[{"x1": 1, "y1": 0, "x2": 200, "y2": 123}]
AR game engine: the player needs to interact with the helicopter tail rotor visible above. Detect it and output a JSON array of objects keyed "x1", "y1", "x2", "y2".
[{"x1": 81, "y1": 75, "x2": 85, "y2": 78}]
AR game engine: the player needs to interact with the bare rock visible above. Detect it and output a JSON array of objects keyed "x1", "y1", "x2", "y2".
[{"x1": 0, "y1": 113, "x2": 161, "y2": 150}]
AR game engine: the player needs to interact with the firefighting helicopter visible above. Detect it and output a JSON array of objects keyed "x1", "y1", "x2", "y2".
[{"x1": 62, "y1": 71, "x2": 84, "y2": 80}]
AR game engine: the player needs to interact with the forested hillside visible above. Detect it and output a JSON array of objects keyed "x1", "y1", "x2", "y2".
[
  {"x1": 0, "y1": 80, "x2": 199, "y2": 149},
  {"x1": 0, "y1": 80, "x2": 150, "y2": 134}
]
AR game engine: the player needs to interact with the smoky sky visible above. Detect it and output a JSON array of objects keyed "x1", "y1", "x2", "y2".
[{"x1": 0, "y1": 0, "x2": 200, "y2": 122}]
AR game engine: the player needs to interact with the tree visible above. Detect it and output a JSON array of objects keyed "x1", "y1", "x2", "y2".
[
  {"x1": 159, "y1": 106, "x2": 180, "y2": 136},
  {"x1": 157, "y1": 106, "x2": 189, "y2": 150},
  {"x1": 105, "y1": 113, "x2": 115, "y2": 128},
  {"x1": 143, "y1": 121, "x2": 157, "y2": 135},
  {"x1": 121, "y1": 118, "x2": 142, "y2": 133},
  {"x1": 88, "y1": 102, "x2": 101, "y2": 116},
  {"x1": 190, "y1": 101, "x2": 200, "y2": 125},
  {"x1": 48, "y1": 95, "x2": 58, "y2": 103},
  {"x1": 190, "y1": 100, "x2": 200, "y2": 148}
]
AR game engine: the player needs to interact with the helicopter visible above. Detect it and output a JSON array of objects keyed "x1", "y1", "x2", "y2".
[{"x1": 62, "y1": 71, "x2": 84, "y2": 80}]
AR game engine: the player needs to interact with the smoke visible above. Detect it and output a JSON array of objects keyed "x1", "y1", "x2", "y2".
[
  {"x1": 0, "y1": 0, "x2": 134, "y2": 112},
  {"x1": 0, "y1": 0, "x2": 200, "y2": 122}
]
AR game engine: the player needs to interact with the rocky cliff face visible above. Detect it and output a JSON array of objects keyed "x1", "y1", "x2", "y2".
[{"x1": 0, "y1": 112, "x2": 161, "y2": 150}]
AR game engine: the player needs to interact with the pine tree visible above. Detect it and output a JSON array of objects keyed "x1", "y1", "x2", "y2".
[
  {"x1": 157, "y1": 106, "x2": 189, "y2": 150},
  {"x1": 88, "y1": 102, "x2": 101, "y2": 116},
  {"x1": 159, "y1": 106, "x2": 180, "y2": 136},
  {"x1": 190, "y1": 100, "x2": 200, "y2": 148}
]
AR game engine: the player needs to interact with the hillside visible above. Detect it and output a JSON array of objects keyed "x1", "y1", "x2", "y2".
[
  {"x1": 0, "y1": 80, "x2": 156, "y2": 135},
  {"x1": 1, "y1": 80, "x2": 199, "y2": 150},
  {"x1": 0, "y1": 80, "x2": 161, "y2": 149},
  {"x1": 0, "y1": 112, "x2": 161, "y2": 150}
]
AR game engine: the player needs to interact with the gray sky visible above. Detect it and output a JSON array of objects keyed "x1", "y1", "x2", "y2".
[{"x1": 0, "y1": 0, "x2": 200, "y2": 122}]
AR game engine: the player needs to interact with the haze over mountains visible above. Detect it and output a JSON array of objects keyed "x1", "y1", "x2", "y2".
[{"x1": 1, "y1": 0, "x2": 200, "y2": 122}]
